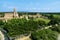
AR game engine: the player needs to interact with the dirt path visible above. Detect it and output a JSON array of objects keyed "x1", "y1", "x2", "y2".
[
  {"x1": 0, "y1": 31, "x2": 5, "y2": 40},
  {"x1": 15, "y1": 34, "x2": 31, "y2": 40},
  {"x1": 58, "y1": 34, "x2": 60, "y2": 40}
]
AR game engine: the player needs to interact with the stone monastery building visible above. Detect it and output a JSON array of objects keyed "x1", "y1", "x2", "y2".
[{"x1": 0, "y1": 8, "x2": 19, "y2": 21}]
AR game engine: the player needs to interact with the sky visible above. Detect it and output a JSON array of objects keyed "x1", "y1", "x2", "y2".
[{"x1": 0, "y1": 0, "x2": 60, "y2": 12}]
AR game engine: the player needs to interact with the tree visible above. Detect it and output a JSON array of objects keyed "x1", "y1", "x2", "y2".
[
  {"x1": 37, "y1": 21, "x2": 46, "y2": 26},
  {"x1": 3, "y1": 18, "x2": 38, "y2": 37},
  {"x1": 0, "y1": 20, "x2": 4, "y2": 28},
  {"x1": 31, "y1": 29, "x2": 58, "y2": 40},
  {"x1": 51, "y1": 25, "x2": 60, "y2": 33}
]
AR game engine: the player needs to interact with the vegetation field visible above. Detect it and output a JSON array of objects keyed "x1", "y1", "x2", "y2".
[{"x1": 0, "y1": 13, "x2": 60, "y2": 40}]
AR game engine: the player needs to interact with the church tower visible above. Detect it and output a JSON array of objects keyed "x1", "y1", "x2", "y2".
[{"x1": 13, "y1": 8, "x2": 18, "y2": 18}]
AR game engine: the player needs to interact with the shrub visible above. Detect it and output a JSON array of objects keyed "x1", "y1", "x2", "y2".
[{"x1": 31, "y1": 29, "x2": 58, "y2": 40}]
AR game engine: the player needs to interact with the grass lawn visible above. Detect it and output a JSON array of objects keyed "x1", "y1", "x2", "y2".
[{"x1": 34, "y1": 18, "x2": 50, "y2": 24}]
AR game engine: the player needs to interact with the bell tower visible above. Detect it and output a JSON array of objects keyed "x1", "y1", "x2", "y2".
[{"x1": 13, "y1": 8, "x2": 18, "y2": 18}]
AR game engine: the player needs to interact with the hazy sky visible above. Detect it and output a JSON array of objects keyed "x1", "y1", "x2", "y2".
[{"x1": 0, "y1": 0, "x2": 60, "y2": 12}]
